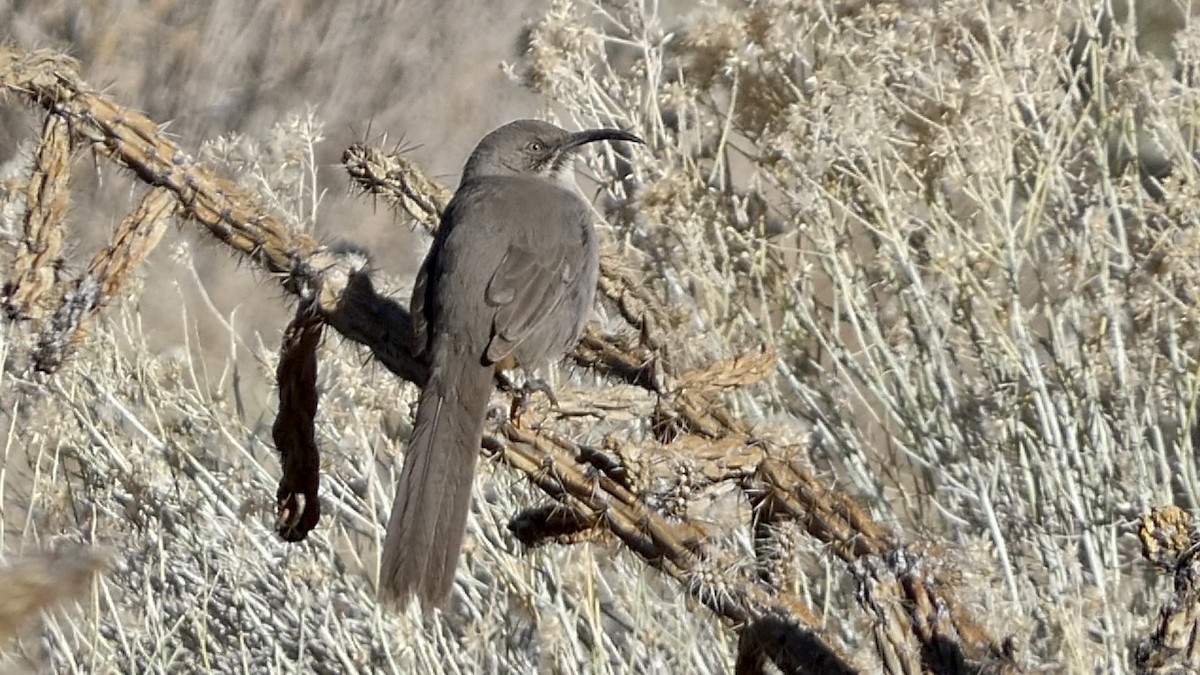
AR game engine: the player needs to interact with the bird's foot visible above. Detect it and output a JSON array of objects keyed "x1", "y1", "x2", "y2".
[{"x1": 507, "y1": 377, "x2": 559, "y2": 427}]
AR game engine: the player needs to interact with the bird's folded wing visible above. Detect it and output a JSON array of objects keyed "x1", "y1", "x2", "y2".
[
  {"x1": 410, "y1": 251, "x2": 435, "y2": 358},
  {"x1": 483, "y1": 243, "x2": 577, "y2": 363}
]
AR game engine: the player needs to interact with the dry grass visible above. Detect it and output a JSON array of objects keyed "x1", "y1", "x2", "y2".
[{"x1": 2, "y1": 0, "x2": 1200, "y2": 673}]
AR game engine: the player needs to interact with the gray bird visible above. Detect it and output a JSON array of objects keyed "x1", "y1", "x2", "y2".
[{"x1": 380, "y1": 119, "x2": 642, "y2": 609}]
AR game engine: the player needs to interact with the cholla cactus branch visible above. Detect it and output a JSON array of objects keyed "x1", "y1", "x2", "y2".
[
  {"x1": 1136, "y1": 506, "x2": 1200, "y2": 673},
  {"x1": 735, "y1": 613, "x2": 861, "y2": 675},
  {"x1": 492, "y1": 421, "x2": 863, "y2": 672},
  {"x1": 0, "y1": 45, "x2": 430, "y2": 385},
  {"x1": 0, "y1": 46, "x2": 320, "y2": 291},
  {"x1": 272, "y1": 301, "x2": 325, "y2": 543},
  {"x1": 342, "y1": 142, "x2": 450, "y2": 233},
  {"x1": 34, "y1": 187, "x2": 175, "y2": 372},
  {"x1": 2, "y1": 114, "x2": 71, "y2": 320},
  {"x1": 856, "y1": 550, "x2": 1021, "y2": 674}
]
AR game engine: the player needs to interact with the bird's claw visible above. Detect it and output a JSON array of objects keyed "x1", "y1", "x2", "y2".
[{"x1": 509, "y1": 378, "x2": 559, "y2": 427}]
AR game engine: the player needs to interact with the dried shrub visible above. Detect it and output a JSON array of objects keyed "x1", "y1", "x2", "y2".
[{"x1": 3, "y1": 0, "x2": 1200, "y2": 673}]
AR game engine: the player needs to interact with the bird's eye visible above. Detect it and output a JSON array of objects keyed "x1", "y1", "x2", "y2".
[{"x1": 527, "y1": 140, "x2": 545, "y2": 153}]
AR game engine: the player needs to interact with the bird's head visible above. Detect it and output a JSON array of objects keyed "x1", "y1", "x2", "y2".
[{"x1": 462, "y1": 119, "x2": 642, "y2": 185}]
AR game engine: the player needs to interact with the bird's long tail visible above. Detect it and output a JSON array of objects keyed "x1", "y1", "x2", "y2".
[{"x1": 379, "y1": 344, "x2": 492, "y2": 609}]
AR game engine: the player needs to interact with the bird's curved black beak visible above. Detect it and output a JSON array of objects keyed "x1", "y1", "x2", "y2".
[{"x1": 560, "y1": 128, "x2": 643, "y2": 152}]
